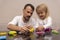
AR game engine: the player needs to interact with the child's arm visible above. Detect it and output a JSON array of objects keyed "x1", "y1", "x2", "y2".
[{"x1": 43, "y1": 17, "x2": 52, "y2": 29}]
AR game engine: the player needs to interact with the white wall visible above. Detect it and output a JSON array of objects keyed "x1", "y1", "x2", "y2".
[{"x1": 0, "y1": 0, "x2": 60, "y2": 31}]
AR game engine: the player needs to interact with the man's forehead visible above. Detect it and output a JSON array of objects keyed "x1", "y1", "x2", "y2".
[{"x1": 25, "y1": 6, "x2": 33, "y2": 11}]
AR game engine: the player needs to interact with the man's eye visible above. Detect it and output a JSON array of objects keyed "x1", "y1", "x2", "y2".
[
  {"x1": 27, "y1": 11, "x2": 30, "y2": 13},
  {"x1": 31, "y1": 13, "x2": 32, "y2": 15}
]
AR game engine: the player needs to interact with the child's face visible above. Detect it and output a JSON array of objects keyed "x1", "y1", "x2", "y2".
[{"x1": 36, "y1": 8, "x2": 46, "y2": 20}]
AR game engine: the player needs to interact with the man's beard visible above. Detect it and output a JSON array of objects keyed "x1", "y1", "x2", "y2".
[
  {"x1": 25, "y1": 16, "x2": 30, "y2": 21},
  {"x1": 23, "y1": 16, "x2": 31, "y2": 23}
]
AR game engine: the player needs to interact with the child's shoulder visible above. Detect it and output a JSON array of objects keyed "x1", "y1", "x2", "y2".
[
  {"x1": 48, "y1": 16, "x2": 52, "y2": 19},
  {"x1": 47, "y1": 16, "x2": 52, "y2": 20}
]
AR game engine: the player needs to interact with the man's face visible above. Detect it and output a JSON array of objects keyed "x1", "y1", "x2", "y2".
[
  {"x1": 23, "y1": 6, "x2": 33, "y2": 20},
  {"x1": 36, "y1": 8, "x2": 46, "y2": 19}
]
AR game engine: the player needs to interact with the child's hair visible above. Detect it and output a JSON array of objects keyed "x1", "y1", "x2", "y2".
[{"x1": 36, "y1": 3, "x2": 49, "y2": 18}]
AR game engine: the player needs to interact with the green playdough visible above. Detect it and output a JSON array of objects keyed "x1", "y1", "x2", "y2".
[{"x1": 52, "y1": 30, "x2": 59, "y2": 35}]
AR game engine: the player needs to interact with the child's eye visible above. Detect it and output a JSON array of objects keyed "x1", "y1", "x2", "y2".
[
  {"x1": 38, "y1": 13, "x2": 40, "y2": 14},
  {"x1": 40, "y1": 12, "x2": 43, "y2": 14}
]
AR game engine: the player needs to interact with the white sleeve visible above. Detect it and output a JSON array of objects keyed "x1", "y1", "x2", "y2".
[
  {"x1": 33, "y1": 22, "x2": 38, "y2": 29},
  {"x1": 8, "y1": 16, "x2": 19, "y2": 25},
  {"x1": 43, "y1": 17, "x2": 52, "y2": 29}
]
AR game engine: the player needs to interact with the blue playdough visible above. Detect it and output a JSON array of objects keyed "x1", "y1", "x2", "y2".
[{"x1": 0, "y1": 36, "x2": 6, "y2": 40}]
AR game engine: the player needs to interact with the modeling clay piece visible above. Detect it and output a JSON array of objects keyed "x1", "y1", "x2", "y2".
[
  {"x1": 0, "y1": 32, "x2": 7, "y2": 36},
  {"x1": 0, "y1": 36, "x2": 6, "y2": 40},
  {"x1": 29, "y1": 28, "x2": 34, "y2": 33},
  {"x1": 52, "y1": 30, "x2": 59, "y2": 35},
  {"x1": 8, "y1": 31, "x2": 17, "y2": 38}
]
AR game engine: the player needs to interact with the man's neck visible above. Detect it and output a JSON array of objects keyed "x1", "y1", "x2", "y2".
[{"x1": 23, "y1": 17, "x2": 29, "y2": 23}]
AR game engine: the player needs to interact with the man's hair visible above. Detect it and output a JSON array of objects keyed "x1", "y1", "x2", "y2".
[{"x1": 24, "y1": 4, "x2": 34, "y2": 11}]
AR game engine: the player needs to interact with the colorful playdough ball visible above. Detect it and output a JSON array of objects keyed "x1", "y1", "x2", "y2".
[
  {"x1": 29, "y1": 28, "x2": 34, "y2": 33},
  {"x1": 0, "y1": 32, "x2": 7, "y2": 36},
  {"x1": 52, "y1": 30, "x2": 59, "y2": 35},
  {"x1": 8, "y1": 31, "x2": 17, "y2": 36},
  {"x1": 0, "y1": 36, "x2": 6, "y2": 40},
  {"x1": 44, "y1": 28, "x2": 51, "y2": 32}
]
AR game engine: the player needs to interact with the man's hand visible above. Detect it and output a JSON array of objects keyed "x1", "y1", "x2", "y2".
[
  {"x1": 20, "y1": 26, "x2": 29, "y2": 33},
  {"x1": 22, "y1": 27, "x2": 29, "y2": 31},
  {"x1": 20, "y1": 25, "x2": 33, "y2": 33},
  {"x1": 26, "y1": 25, "x2": 33, "y2": 29}
]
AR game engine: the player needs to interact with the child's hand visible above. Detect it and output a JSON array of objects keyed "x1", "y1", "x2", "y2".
[{"x1": 37, "y1": 26, "x2": 44, "y2": 31}]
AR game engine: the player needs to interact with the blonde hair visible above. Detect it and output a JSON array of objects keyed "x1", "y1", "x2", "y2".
[{"x1": 36, "y1": 4, "x2": 49, "y2": 18}]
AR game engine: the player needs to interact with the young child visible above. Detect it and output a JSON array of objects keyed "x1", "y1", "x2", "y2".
[{"x1": 36, "y1": 4, "x2": 52, "y2": 40}]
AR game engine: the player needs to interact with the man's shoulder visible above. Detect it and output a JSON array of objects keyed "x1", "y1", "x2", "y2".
[
  {"x1": 14, "y1": 15, "x2": 23, "y2": 19},
  {"x1": 15, "y1": 15, "x2": 22, "y2": 17}
]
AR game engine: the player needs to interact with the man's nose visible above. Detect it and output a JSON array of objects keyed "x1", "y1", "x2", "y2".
[{"x1": 28, "y1": 13, "x2": 32, "y2": 16}]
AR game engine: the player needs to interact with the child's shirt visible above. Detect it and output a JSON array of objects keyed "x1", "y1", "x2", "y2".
[{"x1": 36, "y1": 16, "x2": 52, "y2": 29}]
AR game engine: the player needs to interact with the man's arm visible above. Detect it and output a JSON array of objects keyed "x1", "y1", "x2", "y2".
[
  {"x1": 7, "y1": 24, "x2": 22, "y2": 31},
  {"x1": 7, "y1": 24, "x2": 29, "y2": 32}
]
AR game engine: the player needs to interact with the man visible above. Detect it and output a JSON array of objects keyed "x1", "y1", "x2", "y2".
[{"x1": 7, "y1": 4, "x2": 36, "y2": 40}]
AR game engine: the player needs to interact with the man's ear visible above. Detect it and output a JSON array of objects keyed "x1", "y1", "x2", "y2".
[{"x1": 23, "y1": 9, "x2": 25, "y2": 13}]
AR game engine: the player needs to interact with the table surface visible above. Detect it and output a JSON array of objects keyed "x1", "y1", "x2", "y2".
[{"x1": 0, "y1": 30, "x2": 60, "y2": 40}]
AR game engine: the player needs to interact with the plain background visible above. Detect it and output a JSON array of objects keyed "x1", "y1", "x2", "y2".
[
  {"x1": 0, "y1": 0, "x2": 60, "y2": 40},
  {"x1": 0, "y1": 0, "x2": 60, "y2": 31}
]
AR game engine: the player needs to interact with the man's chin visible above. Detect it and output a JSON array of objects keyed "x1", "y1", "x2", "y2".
[{"x1": 26, "y1": 18, "x2": 30, "y2": 21}]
